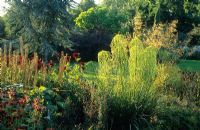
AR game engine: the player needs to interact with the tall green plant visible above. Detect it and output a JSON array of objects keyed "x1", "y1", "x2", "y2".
[{"x1": 97, "y1": 34, "x2": 158, "y2": 129}]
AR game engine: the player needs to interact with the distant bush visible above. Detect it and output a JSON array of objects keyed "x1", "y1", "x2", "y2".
[{"x1": 155, "y1": 96, "x2": 200, "y2": 130}]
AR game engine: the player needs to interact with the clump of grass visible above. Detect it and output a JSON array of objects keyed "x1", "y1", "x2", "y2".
[{"x1": 96, "y1": 34, "x2": 158, "y2": 129}]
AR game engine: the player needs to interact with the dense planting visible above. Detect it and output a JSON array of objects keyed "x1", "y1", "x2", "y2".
[
  {"x1": 0, "y1": 0, "x2": 200, "y2": 129},
  {"x1": 1, "y1": 28, "x2": 200, "y2": 129}
]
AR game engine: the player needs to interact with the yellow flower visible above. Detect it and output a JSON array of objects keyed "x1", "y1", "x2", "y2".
[{"x1": 39, "y1": 85, "x2": 46, "y2": 92}]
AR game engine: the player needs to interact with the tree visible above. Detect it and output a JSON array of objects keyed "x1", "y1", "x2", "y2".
[
  {"x1": 102, "y1": 0, "x2": 200, "y2": 44},
  {"x1": 75, "y1": 7, "x2": 127, "y2": 33},
  {"x1": 5, "y1": 0, "x2": 73, "y2": 62},
  {"x1": 0, "y1": 16, "x2": 5, "y2": 38},
  {"x1": 69, "y1": 0, "x2": 96, "y2": 27},
  {"x1": 73, "y1": 7, "x2": 128, "y2": 61},
  {"x1": 79, "y1": 0, "x2": 96, "y2": 12}
]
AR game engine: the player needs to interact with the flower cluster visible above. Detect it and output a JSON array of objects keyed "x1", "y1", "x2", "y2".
[{"x1": 0, "y1": 90, "x2": 29, "y2": 127}]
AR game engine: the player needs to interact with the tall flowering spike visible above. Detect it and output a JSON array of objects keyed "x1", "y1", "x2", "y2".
[
  {"x1": 128, "y1": 38, "x2": 144, "y2": 85},
  {"x1": 98, "y1": 50, "x2": 113, "y2": 92},
  {"x1": 110, "y1": 34, "x2": 129, "y2": 78},
  {"x1": 133, "y1": 14, "x2": 143, "y2": 38},
  {"x1": 0, "y1": 48, "x2": 2, "y2": 84},
  {"x1": 98, "y1": 51, "x2": 112, "y2": 77},
  {"x1": 72, "y1": 52, "x2": 79, "y2": 60},
  {"x1": 146, "y1": 20, "x2": 178, "y2": 50},
  {"x1": 58, "y1": 52, "x2": 66, "y2": 81}
]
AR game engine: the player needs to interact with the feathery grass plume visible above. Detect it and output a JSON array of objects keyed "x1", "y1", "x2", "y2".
[
  {"x1": 133, "y1": 13, "x2": 143, "y2": 38},
  {"x1": 146, "y1": 20, "x2": 178, "y2": 49},
  {"x1": 58, "y1": 52, "x2": 67, "y2": 82}
]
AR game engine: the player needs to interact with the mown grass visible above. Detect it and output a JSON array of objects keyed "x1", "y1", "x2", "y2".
[
  {"x1": 178, "y1": 60, "x2": 200, "y2": 72},
  {"x1": 83, "y1": 60, "x2": 200, "y2": 77}
]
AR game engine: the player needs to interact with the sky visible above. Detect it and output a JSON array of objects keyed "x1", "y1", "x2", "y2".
[
  {"x1": 0, "y1": 0, "x2": 100, "y2": 16},
  {"x1": 0, "y1": 0, "x2": 9, "y2": 16}
]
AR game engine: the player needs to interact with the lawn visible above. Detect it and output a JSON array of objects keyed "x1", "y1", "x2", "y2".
[{"x1": 178, "y1": 60, "x2": 200, "y2": 72}]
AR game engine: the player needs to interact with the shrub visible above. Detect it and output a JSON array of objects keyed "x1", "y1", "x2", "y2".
[
  {"x1": 181, "y1": 72, "x2": 200, "y2": 106},
  {"x1": 154, "y1": 64, "x2": 182, "y2": 95},
  {"x1": 155, "y1": 96, "x2": 200, "y2": 130}
]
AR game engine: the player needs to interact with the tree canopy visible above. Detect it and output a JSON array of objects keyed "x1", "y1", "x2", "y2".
[
  {"x1": 75, "y1": 7, "x2": 128, "y2": 33},
  {"x1": 5, "y1": 0, "x2": 73, "y2": 62},
  {"x1": 0, "y1": 17, "x2": 5, "y2": 38}
]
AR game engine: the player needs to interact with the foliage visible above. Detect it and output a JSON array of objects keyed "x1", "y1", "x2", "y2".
[
  {"x1": 154, "y1": 64, "x2": 182, "y2": 95},
  {"x1": 75, "y1": 7, "x2": 128, "y2": 33},
  {"x1": 73, "y1": 6, "x2": 128, "y2": 61},
  {"x1": 0, "y1": 44, "x2": 87, "y2": 129},
  {"x1": 96, "y1": 34, "x2": 158, "y2": 129},
  {"x1": 69, "y1": 0, "x2": 96, "y2": 27},
  {"x1": 155, "y1": 96, "x2": 200, "y2": 130},
  {"x1": 0, "y1": 1, "x2": 200, "y2": 129},
  {"x1": 181, "y1": 72, "x2": 200, "y2": 106},
  {"x1": 0, "y1": 87, "x2": 45, "y2": 129},
  {"x1": 184, "y1": 25, "x2": 200, "y2": 46},
  {"x1": 81, "y1": 19, "x2": 200, "y2": 129},
  {"x1": 0, "y1": 16, "x2": 5, "y2": 38},
  {"x1": 79, "y1": 0, "x2": 96, "y2": 12},
  {"x1": 102, "y1": 0, "x2": 200, "y2": 44},
  {"x1": 178, "y1": 60, "x2": 200, "y2": 72},
  {"x1": 4, "y1": 0, "x2": 73, "y2": 62},
  {"x1": 133, "y1": 15, "x2": 181, "y2": 63}
]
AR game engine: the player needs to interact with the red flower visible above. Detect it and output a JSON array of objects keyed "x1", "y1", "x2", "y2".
[{"x1": 72, "y1": 52, "x2": 79, "y2": 60}]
